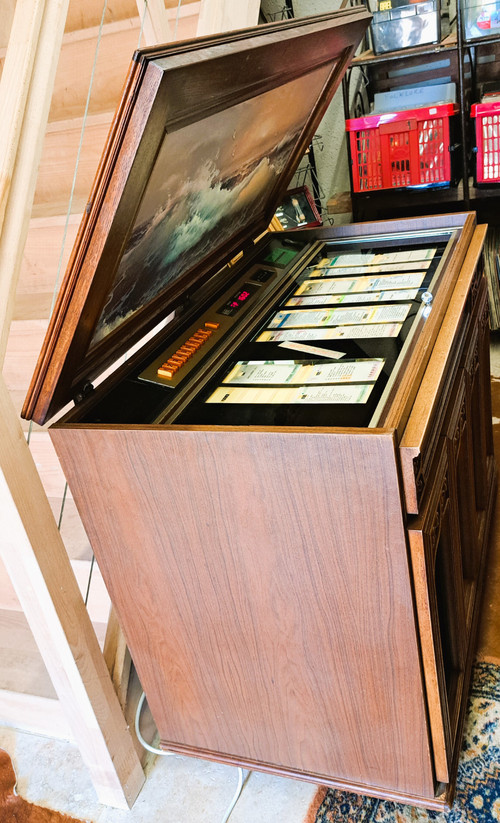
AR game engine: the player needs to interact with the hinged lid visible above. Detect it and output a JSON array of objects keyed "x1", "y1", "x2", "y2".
[{"x1": 23, "y1": 9, "x2": 370, "y2": 425}]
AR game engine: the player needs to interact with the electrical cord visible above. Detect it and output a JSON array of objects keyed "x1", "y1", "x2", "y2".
[
  {"x1": 135, "y1": 691, "x2": 248, "y2": 821},
  {"x1": 220, "y1": 766, "x2": 245, "y2": 823},
  {"x1": 134, "y1": 691, "x2": 175, "y2": 756}
]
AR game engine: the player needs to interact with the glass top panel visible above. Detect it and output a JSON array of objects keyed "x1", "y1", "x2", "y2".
[{"x1": 175, "y1": 230, "x2": 450, "y2": 428}]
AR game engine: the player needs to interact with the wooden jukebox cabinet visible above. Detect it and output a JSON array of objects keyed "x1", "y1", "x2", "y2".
[{"x1": 23, "y1": 10, "x2": 496, "y2": 811}]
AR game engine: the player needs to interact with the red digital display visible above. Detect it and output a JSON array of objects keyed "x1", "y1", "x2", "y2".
[
  {"x1": 230, "y1": 291, "x2": 251, "y2": 308},
  {"x1": 218, "y1": 284, "x2": 257, "y2": 317}
]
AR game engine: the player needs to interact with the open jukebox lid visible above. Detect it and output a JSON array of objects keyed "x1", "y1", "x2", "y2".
[{"x1": 23, "y1": 8, "x2": 370, "y2": 425}]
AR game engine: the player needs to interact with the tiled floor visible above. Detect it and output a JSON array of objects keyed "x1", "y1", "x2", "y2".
[{"x1": 0, "y1": 724, "x2": 318, "y2": 822}]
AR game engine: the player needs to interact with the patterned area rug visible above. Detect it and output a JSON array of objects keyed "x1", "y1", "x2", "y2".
[
  {"x1": 312, "y1": 661, "x2": 500, "y2": 823},
  {"x1": 0, "y1": 748, "x2": 90, "y2": 823}
]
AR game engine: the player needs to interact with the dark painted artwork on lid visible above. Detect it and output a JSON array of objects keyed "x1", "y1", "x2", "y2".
[{"x1": 91, "y1": 62, "x2": 332, "y2": 345}]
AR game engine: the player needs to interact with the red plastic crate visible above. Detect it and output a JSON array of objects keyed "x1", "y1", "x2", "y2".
[
  {"x1": 346, "y1": 103, "x2": 458, "y2": 192},
  {"x1": 471, "y1": 100, "x2": 500, "y2": 184}
]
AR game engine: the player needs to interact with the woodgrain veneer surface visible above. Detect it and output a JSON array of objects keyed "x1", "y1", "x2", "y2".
[
  {"x1": 51, "y1": 425, "x2": 434, "y2": 797},
  {"x1": 399, "y1": 224, "x2": 487, "y2": 513}
]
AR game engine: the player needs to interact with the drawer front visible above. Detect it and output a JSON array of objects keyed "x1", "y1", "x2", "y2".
[
  {"x1": 462, "y1": 287, "x2": 493, "y2": 514},
  {"x1": 405, "y1": 281, "x2": 491, "y2": 789},
  {"x1": 407, "y1": 439, "x2": 467, "y2": 785}
]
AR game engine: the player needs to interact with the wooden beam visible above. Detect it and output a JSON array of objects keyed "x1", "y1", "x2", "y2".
[
  {"x1": 0, "y1": 0, "x2": 68, "y2": 368},
  {"x1": 0, "y1": 375, "x2": 145, "y2": 809},
  {"x1": 103, "y1": 607, "x2": 132, "y2": 710},
  {"x1": 0, "y1": 1, "x2": 16, "y2": 51},
  {"x1": 135, "y1": 0, "x2": 171, "y2": 45},
  {"x1": 0, "y1": 3, "x2": 144, "y2": 807},
  {"x1": 196, "y1": 0, "x2": 260, "y2": 36},
  {"x1": 0, "y1": 0, "x2": 45, "y2": 237}
]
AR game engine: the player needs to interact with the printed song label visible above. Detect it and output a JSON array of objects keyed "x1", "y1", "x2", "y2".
[
  {"x1": 294, "y1": 272, "x2": 425, "y2": 296},
  {"x1": 256, "y1": 323, "x2": 403, "y2": 342},
  {"x1": 266, "y1": 303, "x2": 411, "y2": 329},
  {"x1": 206, "y1": 383, "x2": 375, "y2": 405},
  {"x1": 286, "y1": 289, "x2": 419, "y2": 307},
  {"x1": 315, "y1": 248, "x2": 436, "y2": 268},
  {"x1": 221, "y1": 359, "x2": 385, "y2": 386}
]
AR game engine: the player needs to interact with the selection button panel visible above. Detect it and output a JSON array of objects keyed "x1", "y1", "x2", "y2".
[{"x1": 138, "y1": 263, "x2": 282, "y2": 389}]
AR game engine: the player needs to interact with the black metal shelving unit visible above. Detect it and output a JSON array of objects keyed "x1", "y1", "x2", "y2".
[{"x1": 342, "y1": 0, "x2": 500, "y2": 223}]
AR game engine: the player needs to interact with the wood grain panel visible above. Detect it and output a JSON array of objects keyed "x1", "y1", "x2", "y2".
[
  {"x1": 3, "y1": 319, "x2": 48, "y2": 393},
  {"x1": 0, "y1": 0, "x2": 15, "y2": 50},
  {"x1": 399, "y1": 225, "x2": 487, "y2": 513},
  {"x1": 378, "y1": 214, "x2": 477, "y2": 438},
  {"x1": 196, "y1": 0, "x2": 259, "y2": 35},
  {"x1": 27, "y1": 431, "x2": 71, "y2": 500},
  {"x1": 65, "y1": 0, "x2": 139, "y2": 33},
  {"x1": 0, "y1": 22, "x2": 135, "y2": 124},
  {"x1": 13, "y1": 293, "x2": 54, "y2": 323},
  {"x1": 0, "y1": 609, "x2": 55, "y2": 698},
  {"x1": 18, "y1": 215, "x2": 81, "y2": 296},
  {"x1": 7, "y1": 392, "x2": 52, "y2": 433},
  {"x1": 408, "y1": 444, "x2": 458, "y2": 785},
  {"x1": 26, "y1": 7, "x2": 200, "y2": 123},
  {"x1": 47, "y1": 23, "x2": 139, "y2": 122},
  {"x1": 0, "y1": 688, "x2": 72, "y2": 740},
  {"x1": 51, "y1": 424, "x2": 434, "y2": 798},
  {"x1": 32, "y1": 114, "x2": 112, "y2": 217}
]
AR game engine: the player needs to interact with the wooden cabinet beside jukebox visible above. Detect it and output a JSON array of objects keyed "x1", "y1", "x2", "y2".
[
  {"x1": 403, "y1": 268, "x2": 493, "y2": 789},
  {"x1": 22, "y1": 12, "x2": 495, "y2": 813}
]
